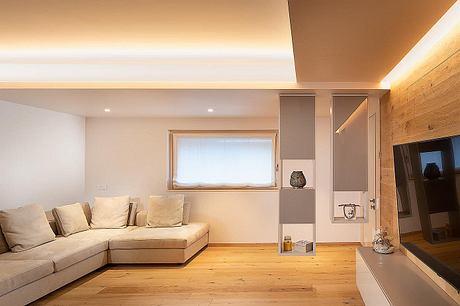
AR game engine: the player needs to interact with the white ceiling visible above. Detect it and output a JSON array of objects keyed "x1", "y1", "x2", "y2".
[
  {"x1": 0, "y1": 0, "x2": 295, "y2": 84},
  {"x1": 0, "y1": 89, "x2": 281, "y2": 117},
  {"x1": 0, "y1": 0, "x2": 454, "y2": 86},
  {"x1": 0, "y1": 0, "x2": 454, "y2": 116},
  {"x1": 289, "y1": 0, "x2": 456, "y2": 82}
]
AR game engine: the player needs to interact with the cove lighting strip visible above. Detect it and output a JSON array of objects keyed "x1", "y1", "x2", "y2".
[
  {"x1": 335, "y1": 99, "x2": 367, "y2": 134},
  {"x1": 381, "y1": 1, "x2": 460, "y2": 88},
  {"x1": 0, "y1": 47, "x2": 296, "y2": 83}
]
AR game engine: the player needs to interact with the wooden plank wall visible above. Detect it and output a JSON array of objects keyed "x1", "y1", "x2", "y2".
[{"x1": 380, "y1": 23, "x2": 460, "y2": 246}]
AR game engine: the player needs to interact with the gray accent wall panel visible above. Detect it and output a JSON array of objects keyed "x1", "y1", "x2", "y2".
[
  {"x1": 280, "y1": 96, "x2": 315, "y2": 159},
  {"x1": 280, "y1": 189, "x2": 315, "y2": 224},
  {"x1": 333, "y1": 96, "x2": 368, "y2": 191}
]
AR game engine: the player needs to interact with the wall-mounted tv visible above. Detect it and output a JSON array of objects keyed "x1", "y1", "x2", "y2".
[{"x1": 394, "y1": 135, "x2": 460, "y2": 291}]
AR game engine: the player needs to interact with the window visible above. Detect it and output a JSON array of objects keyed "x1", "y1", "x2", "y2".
[
  {"x1": 453, "y1": 136, "x2": 460, "y2": 170},
  {"x1": 169, "y1": 130, "x2": 277, "y2": 189},
  {"x1": 420, "y1": 151, "x2": 444, "y2": 173}
]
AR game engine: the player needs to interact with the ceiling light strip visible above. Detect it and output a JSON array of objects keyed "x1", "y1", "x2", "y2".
[
  {"x1": 381, "y1": 1, "x2": 460, "y2": 88},
  {"x1": 335, "y1": 99, "x2": 368, "y2": 134}
]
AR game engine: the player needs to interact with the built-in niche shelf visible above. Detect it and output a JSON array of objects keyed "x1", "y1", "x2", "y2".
[
  {"x1": 279, "y1": 94, "x2": 316, "y2": 256},
  {"x1": 331, "y1": 191, "x2": 368, "y2": 223},
  {"x1": 332, "y1": 216, "x2": 366, "y2": 223},
  {"x1": 282, "y1": 159, "x2": 315, "y2": 189},
  {"x1": 279, "y1": 248, "x2": 315, "y2": 256},
  {"x1": 278, "y1": 223, "x2": 316, "y2": 256},
  {"x1": 331, "y1": 95, "x2": 370, "y2": 224},
  {"x1": 281, "y1": 187, "x2": 315, "y2": 190}
]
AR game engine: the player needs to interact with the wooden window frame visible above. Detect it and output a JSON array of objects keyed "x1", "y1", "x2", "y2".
[{"x1": 168, "y1": 130, "x2": 279, "y2": 191}]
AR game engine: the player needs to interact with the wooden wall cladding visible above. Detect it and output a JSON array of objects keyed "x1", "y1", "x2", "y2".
[{"x1": 380, "y1": 24, "x2": 460, "y2": 246}]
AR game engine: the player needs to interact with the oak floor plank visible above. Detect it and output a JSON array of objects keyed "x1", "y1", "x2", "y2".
[{"x1": 32, "y1": 245, "x2": 364, "y2": 306}]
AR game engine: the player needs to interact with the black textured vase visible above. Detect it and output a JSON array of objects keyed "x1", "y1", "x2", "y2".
[
  {"x1": 423, "y1": 162, "x2": 441, "y2": 180},
  {"x1": 290, "y1": 171, "x2": 306, "y2": 189}
]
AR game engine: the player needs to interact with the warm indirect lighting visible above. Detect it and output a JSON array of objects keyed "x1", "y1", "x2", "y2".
[
  {"x1": 335, "y1": 99, "x2": 367, "y2": 134},
  {"x1": 0, "y1": 47, "x2": 296, "y2": 84},
  {"x1": 0, "y1": 48, "x2": 293, "y2": 61},
  {"x1": 381, "y1": 1, "x2": 460, "y2": 87},
  {"x1": 207, "y1": 108, "x2": 214, "y2": 113},
  {"x1": 104, "y1": 108, "x2": 111, "y2": 113},
  {"x1": 379, "y1": 80, "x2": 391, "y2": 90}
]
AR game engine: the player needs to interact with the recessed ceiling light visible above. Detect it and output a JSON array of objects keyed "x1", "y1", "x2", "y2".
[
  {"x1": 207, "y1": 108, "x2": 214, "y2": 113},
  {"x1": 104, "y1": 108, "x2": 111, "y2": 113}
]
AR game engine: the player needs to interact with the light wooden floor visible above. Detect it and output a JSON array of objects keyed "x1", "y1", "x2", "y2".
[{"x1": 32, "y1": 244, "x2": 364, "y2": 306}]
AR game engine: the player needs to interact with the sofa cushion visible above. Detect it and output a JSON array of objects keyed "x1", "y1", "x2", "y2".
[
  {"x1": 135, "y1": 210, "x2": 147, "y2": 227},
  {"x1": 109, "y1": 223, "x2": 209, "y2": 249},
  {"x1": 52, "y1": 203, "x2": 90, "y2": 237},
  {"x1": 0, "y1": 237, "x2": 107, "y2": 272},
  {"x1": 81, "y1": 202, "x2": 92, "y2": 225},
  {"x1": 135, "y1": 201, "x2": 191, "y2": 226},
  {"x1": 45, "y1": 210, "x2": 59, "y2": 235},
  {"x1": 91, "y1": 196, "x2": 130, "y2": 229},
  {"x1": 147, "y1": 195, "x2": 184, "y2": 228},
  {"x1": 128, "y1": 198, "x2": 139, "y2": 226},
  {"x1": 182, "y1": 202, "x2": 191, "y2": 225},
  {"x1": 0, "y1": 204, "x2": 55, "y2": 252},
  {"x1": 46, "y1": 203, "x2": 91, "y2": 235},
  {"x1": 67, "y1": 227, "x2": 137, "y2": 242},
  {"x1": 0, "y1": 259, "x2": 53, "y2": 296},
  {"x1": 0, "y1": 226, "x2": 9, "y2": 254}
]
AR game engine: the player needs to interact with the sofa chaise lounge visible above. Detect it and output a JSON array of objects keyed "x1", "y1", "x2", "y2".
[{"x1": 0, "y1": 202, "x2": 209, "y2": 305}]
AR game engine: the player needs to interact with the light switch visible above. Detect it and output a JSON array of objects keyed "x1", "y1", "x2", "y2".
[{"x1": 96, "y1": 184, "x2": 108, "y2": 191}]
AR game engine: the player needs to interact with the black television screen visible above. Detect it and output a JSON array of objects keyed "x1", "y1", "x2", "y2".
[{"x1": 394, "y1": 135, "x2": 460, "y2": 291}]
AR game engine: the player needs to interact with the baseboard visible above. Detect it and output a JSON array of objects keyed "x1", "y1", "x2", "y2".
[
  {"x1": 208, "y1": 242, "x2": 362, "y2": 247},
  {"x1": 208, "y1": 243, "x2": 277, "y2": 247},
  {"x1": 316, "y1": 242, "x2": 362, "y2": 246}
]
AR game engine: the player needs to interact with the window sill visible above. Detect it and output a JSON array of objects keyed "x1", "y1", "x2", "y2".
[{"x1": 168, "y1": 187, "x2": 279, "y2": 192}]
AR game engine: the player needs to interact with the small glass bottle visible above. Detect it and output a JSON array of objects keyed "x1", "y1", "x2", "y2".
[{"x1": 283, "y1": 235, "x2": 293, "y2": 252}]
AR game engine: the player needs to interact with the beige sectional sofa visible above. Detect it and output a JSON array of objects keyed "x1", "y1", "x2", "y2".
[{"x1": 0, "y1": 202, "x2": 209, "y2": 305}]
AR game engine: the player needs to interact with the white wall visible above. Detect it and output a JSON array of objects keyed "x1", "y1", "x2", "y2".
[
  {"x1": 86, "y1": 106, "x2": 361, "y2": 243},
  {"x1": 0, "y1": 100, "x2": 85, "y2": 210},
  {"x1": 85, "y1": 117, "x2": 279, "y2": 243}
]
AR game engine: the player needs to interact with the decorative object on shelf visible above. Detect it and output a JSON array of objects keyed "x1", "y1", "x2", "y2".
[
  {"x1": 432, "y1": 228, "x2": 447, "y2": 241},
  {"x1": 290, "y1": 171, "x2": 306, "y2": 189},
  {"x1": 423, "y1": 162, "x2": 441, "y2": 180},
  {"x1": 283, "y1": 235, "x2": 293, "y2": 252},
  {"x1": 338, "y1": 203, "x2": 360, "y2": 220},
  {"x1": 295, "y1": 240, "x2": 314, "y2": 253},
  {"x1": 372, "y1": 228, "x2": 394, "y2": 254}
]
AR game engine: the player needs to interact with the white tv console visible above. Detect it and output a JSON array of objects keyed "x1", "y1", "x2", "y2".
[{"x1": 356, "y1": 247, "x2": 457, "y2": 305}]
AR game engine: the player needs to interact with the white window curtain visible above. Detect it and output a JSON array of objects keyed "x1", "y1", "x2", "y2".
[{"x1": 172, "y1": 132, "x2": 276, "y2": 188}]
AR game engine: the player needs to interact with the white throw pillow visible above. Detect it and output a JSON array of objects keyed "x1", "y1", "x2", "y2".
[
  {"x1": 90, "y1": 196, "x2": 130, "y2": 229},
  {"x1": 147, "y1": 195, "x2": 184, "y2": 228},
  {"x1": 0, "y1": 204, "x2": 55, "y2": 252},
  {"x1": 52, "y1": 203, "x2": 90, "y2": 237}
]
